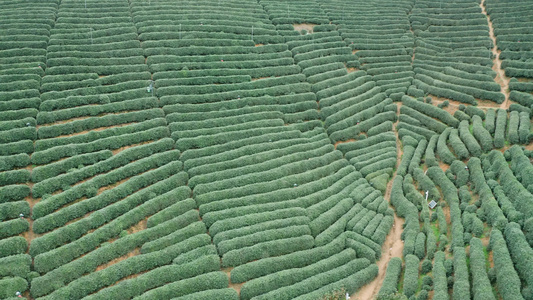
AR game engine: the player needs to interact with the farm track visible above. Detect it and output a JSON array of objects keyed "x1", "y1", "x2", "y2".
[
  {"x1": 354, "y1": 103, "x2": 405, "y2": 300},
  {"x1": 480, "y1": 0, "x2": 511, "y2": 110}
]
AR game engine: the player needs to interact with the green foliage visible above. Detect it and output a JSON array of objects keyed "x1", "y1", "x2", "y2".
[
  {"x1": 0, "y1": 254, "x2": 31, "y2": 279},
  {"x1": 489, "y1": 229, "x2": 524, "y2": 300},
  {"x1": 0, "y1": 218, "x2": 29, "y2": 239},
  {"x1": 403, "y1": 255, "x2": 420, "y2": 298},
  {"x1": 425, "y1": 135, "x2": 439, "y2": 167},
  {"x1": 231, "y1": 235, "x2": 345, "y2": 283},
  {"x1": 518, "y1": 112, "x2": 531, "y2": 144},
  {"x1": 170, "y1": 288, "x2": 239, "y2": 300},
  {"x1": 0, "y1": 153, "x2": 30, "y2": 172},
  {"x1": 421, "y1": 259, "x2": 432, "y2": 274},
  {"x1": 452, "y1": 247, "x2": 470, "y2": 300},
  {"x1": 32, "y1": 161, "x2": 183, "y2": 234},
  {"x1": 507, "y1": 111, "x2": 520, "y2": 144},
  {"x1": 31, "y1": 232, "x2": 212, "y2": 298},
  {"x1": 30, "y1": 177, "x2": 188, "y2": 259},
  {"x1": 251, "y1": 257, "x2": 371, "y2": 300},
  {"x1": 414, "y1": 232, "x2": 426, "y2": 259},
  {"x1": 469, "y1": 238, "x2": 495, "y2": 300},
  {"x1": 49, "y1": 255, "x2": 220, "y2": 300},
  {"x1": 131, "y1": 272, "x2": 228, "y2": 299},
  {"x1": 504, "y1": 222, "x2": 533, "y2": 289},
  {"x1": 32, "y1": 139, "x2": 176, "y2": 198},
  {"x1": 494, "y1": 109, "x2": 507, "y2": 148},
  {"x1": 472, "y1": 115, "x2": 493, "y2": 152},
  {"x1": 0, "y1": 277, "x2": 28, "y2": 299},
  {"x1": 459, "y1": 120, "x2": 481, "y2": 157},
  {"x1": 432, "y1": 252, "x2": 449, "y2": 300},
  {"x1": 239, "y1": 249, "x2": 357, "y2": 300},
  {"x1": 222, "y1": 235, "x2": 314, "y2": 268},
  {"x1": 437, "y1": 128, "x2": 455, "y2": 164},
  {"x1": 378, "y1": 257, "x2": 403, "y2": 297},
  {"x1": 449, "y1": 129, "x2": 469, "y2": 160},
  {"x1": 0, "y1": 237, "x2": 27, "y2": 258},
  {"x1": 31, "y1": 126, "x2": 170, "y2": 165}
]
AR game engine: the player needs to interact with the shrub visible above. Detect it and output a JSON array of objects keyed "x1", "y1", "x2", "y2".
[
  {"x1": 32, "y1": 139, "x2": 176, "y2": 198},
  {"x1": 0, "y1": 185, "x2": 30, "y2": 203},
  {"x1": 129, "y1": 272, "x2": 228, "y2": 299},
  {"x1": 170, "y1": 288, "x2": 238, "y2": 300},
  {"x1": 519, "y1": 112, "x2": 531, "y2": 144},
  {"x1": 459, "y1": 120, "x2": 482, "y2": 157},
  {"x1": 292, "y1": 264, "x2": 378, "y2": 300},
  {"x1": 32, "y1": 161, "x2": 183, "y2": 234},
  {"x1": 403, "y1": 255, "x2": 420, "y2": 298},
  {"x1": 31, "y1": 126, "x2": 170, "y2": 165},
  {"x1": 0, "y1": 237, "x2": 27, "y2": 258},
  {"x1": 43, "y1": 254, "x2": 220, "y2": 300},
  {"x1": 142, "y1": 222, "x2": 207, "y2": 254},
  {"x1": 0, "y1": 277, "x2": 28, "y2": 299},
  {"x1": 432, "y1": 252, "x2": 448, "y2": 300},
  {"x1": 489, "y1": 229, "x2": 524, "y2": 300},
  {"x1": 251, "y1": 258, "x2": 371, "y2": 300},
  {"x1": 378, "y1": 257, "x2": 402, "y2": 297},
  {"x1": 231, "y1": 235, "x2": 346, "y2": 283},
  {"x1": 221, "y1": 235, "x2": 314, "y2": 267},
  {"x1": 0, "y1": 254, "x2": 31, "y2": 279},
  {"x1": 397, "y1": 145, "x2": 415, "y2": 177},
  {"x1": 0, "y1": 218, "x2": 29, "y2": 239},
  {"x1": 452, "y1": 247, "x2": 470, "y2": 300},
  {"x1": 449, "y1": 129, "x2": 469, "y2": 160},
  {"x1": 449, "y1": 161, "x2": 469, "y2": 187},
  {"x1": 472, "y1": 115, "x2": 493, "y2": 151},
  {"x1": 465, "y1": 105, "x2": 486, "y2": 119},
  {"x1": 437, "y1": 128, "x2": 455, "y2": 164},
  {"x1": 0, "y1": 169, "x2": 30, "y2": 186},
  {"x1": 31, "y1": 233, "x2": 212, "y2": 298},
  {"x1": 401, "y1": 95, "x2": 459, "y2": 127},
  {"x1": 31, "y1": 150, "x2": 112, "y2": 183},
  {"x1": 0, "y1": 153, "x2": 30, "y2": 172},
  {"x1": 425, "y1": 135, "x2": 439, "y2": 167},
  {"x1": 469, "y1": 238, "x2": 495, "y2": 300},
  {"x1": 504, "y1": 222, "x2": 533, "y2": 288},
  {"x1": 426, "y1": 231, "x2": 437, "y2": 260},
  {"x1": 310, "y1": 198, "x2": 354, "y2": 236},
  {"x1": 454, "y1": 110, "x2": 470, "y2": 122},
  {"x1": 414, "y1": 232, "x2": 426, "y2": 259},
  {"x1": 400, "y1": 105, "x2": 447, "y2": 133},
  {"x1": 507, "y1": 111, "x2": 520, "y2": 144},
  {"x1": 421, "y1": 259, "x2": 432, "y2": 274},
  {"x1": 239, "y1": 249, "x2": 356, "y2": 300},
  {"x1": 494, "y1": 109, "x2": 507, "y2": 148},
  {"x1": 485, "y1": 108, "x2": 496, "y2": 134},
  {"x1": 30, "y1": 176, "x2": 188, "y2": 259}
]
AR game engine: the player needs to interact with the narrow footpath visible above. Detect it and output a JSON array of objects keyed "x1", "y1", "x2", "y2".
[
  {"x1": 354, "y1": 103, "x2": 405, "y2": 300},
  {"x1": 480, "y1": 0, "x2": 511, "y2": 110}
]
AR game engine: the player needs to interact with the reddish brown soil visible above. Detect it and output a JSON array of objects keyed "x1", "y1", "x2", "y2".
[
  {"x1": 223, "y1": 267, "x2": 243, "y2": 295},
  {"x1": 334, "y1": 138, "x2": 356, "y2": 150},
  {"x1": 346, "y1": 67, "x2": 359, "y2": 73},
  {"x1": 292, "y1": 23, "x2": 316, "y2": 34}
]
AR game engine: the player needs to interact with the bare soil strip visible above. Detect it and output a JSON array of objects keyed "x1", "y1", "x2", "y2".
[
  {"x1": 480, "y1": 0, "x2": 511, "y2": 110},
  {"x1": 354, "y1": 103, "x2": 405, "y2": 300}
]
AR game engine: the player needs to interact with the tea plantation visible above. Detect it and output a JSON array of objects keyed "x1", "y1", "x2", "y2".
[{"x1": 0, "y1": 0, "x2": 532, "y2": 299}]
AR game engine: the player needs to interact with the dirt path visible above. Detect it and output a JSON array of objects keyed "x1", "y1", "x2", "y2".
[
  {"x1": 354, "y1": 103, "x2": 405, "y2": 300},
  {"x1": 480, "y1": 0, "x2": 511, "y2": 110}
]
